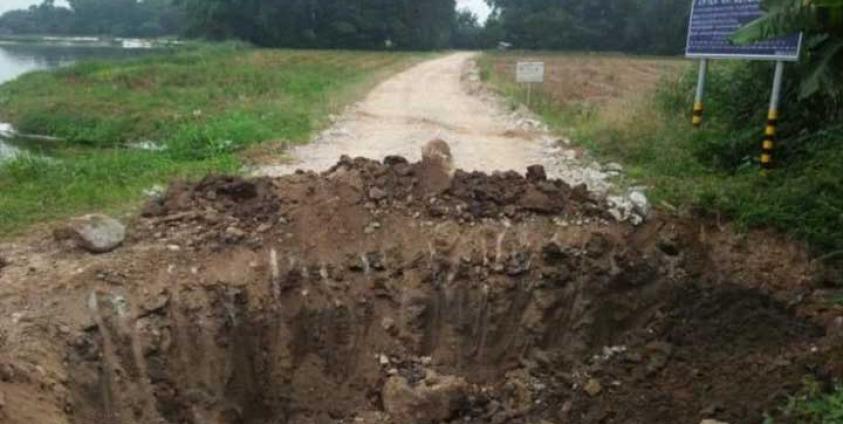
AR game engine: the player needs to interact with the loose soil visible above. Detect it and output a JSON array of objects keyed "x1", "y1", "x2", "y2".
[{"x1": 0, "y1": 152, "x2": 840, "y2": 424}]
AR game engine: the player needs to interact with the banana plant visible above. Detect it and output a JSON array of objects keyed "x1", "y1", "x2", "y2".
[{"x1": 733, "y1": 0, "x2": 843, "y2": 99}]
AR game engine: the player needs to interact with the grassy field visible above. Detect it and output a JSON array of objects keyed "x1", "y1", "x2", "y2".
[
  {"x1": 0, "y1": 44, "x2": 422, "y2": 236},
  {"x1": 480, "y1": 51, "x2": 843, "y2": 254}
]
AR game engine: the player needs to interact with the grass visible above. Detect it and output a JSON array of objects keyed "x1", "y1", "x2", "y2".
[
  {"x1": 480, "y1": 51, "x2": 843, "y2": 254},
  {"x1": 0, "y1": 44, "x2": 423, "y2": 236},
  {"x1": 766, "y1": 380, "x2": 843, "y2": 423}
]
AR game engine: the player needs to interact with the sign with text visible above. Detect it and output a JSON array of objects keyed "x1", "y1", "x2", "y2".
[
  {"x1": 686, "y1": 0, "x2": 802, "y2": 61},
  {"x1": 516, "y1": 61, "x2": 545, "y2": 83}
]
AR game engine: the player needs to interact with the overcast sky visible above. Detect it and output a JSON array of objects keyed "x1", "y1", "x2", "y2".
[
  {"x1": 1, "y1": 0, "x2": 491, "y2": 21},
  {"x1": 458, "y1": 0, "x2": 492, "y2": 22},
  {"x1": 0, "y1": 0, "x2": 65, "y2": 14}
]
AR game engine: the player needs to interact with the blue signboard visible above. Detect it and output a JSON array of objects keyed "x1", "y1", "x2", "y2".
[{"x1": 686, "y1": 0, "x2": 802, "y2": 61}]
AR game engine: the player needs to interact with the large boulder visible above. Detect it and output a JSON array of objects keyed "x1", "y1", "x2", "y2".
[
  {"x1": 382, "y1": 371, "x2": 469, "y2": 424},
  {"x1": 59, "y1": 214, "x2": 126, "y2": 254}
]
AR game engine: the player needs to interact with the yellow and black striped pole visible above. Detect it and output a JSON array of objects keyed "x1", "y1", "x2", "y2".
[
  {"x1": 692, "y1": 59, "x2": 708, "y2": 128},
  {"x1": 761, "y1": 61, "x2": 785, "y2": 171}
]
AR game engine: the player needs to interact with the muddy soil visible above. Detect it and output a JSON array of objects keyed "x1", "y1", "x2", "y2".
[{"x1": 0, "y1": 154, "x2": 840, "y2": 424}]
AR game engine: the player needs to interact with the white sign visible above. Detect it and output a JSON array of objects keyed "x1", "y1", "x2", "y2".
[{"x1": 516, "y1": 61, "x2": 545, "y2": 83}]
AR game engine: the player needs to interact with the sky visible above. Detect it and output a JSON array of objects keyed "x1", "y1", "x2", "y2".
[
  {"x1": 1, "y1": 0, "x2": 492, "y2": 21},
  {"x1": 0, "y1": 0, "x2": 67, "y2": 14},
  {"x1": 458, "y1": 0, "x2": 492, "y2": 22}
]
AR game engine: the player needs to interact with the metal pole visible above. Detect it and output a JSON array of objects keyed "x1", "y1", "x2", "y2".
[
  {"x1": 692, "y1": 59, "x2": 708, "y2": 127},
  {"x1": 761, "y1": 61, "x2": 785, "y2": 170},
  {"x1": 526, "y1": 83, "x2": 532, "y2": 108}
]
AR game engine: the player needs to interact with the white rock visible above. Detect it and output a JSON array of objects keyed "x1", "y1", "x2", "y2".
[
  {"x1": 700, "y1": 420, "x2": 730, "y2": 424},
  {"x1": 63, "y1": 214, "x2": 126, "y2": 254},
  {"x1": 628, "y1": 190, "x2": 650, "y2": 217},
  {"x1": 604, "y1": 162, "x2": 624, "y2": 173}
]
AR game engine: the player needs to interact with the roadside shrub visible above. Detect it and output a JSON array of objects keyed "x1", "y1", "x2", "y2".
[{"x1": 663, "y1": 61, "x2": 842, "y2": 172}]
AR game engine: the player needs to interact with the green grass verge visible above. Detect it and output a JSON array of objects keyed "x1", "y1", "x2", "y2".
[
  {"x1": 0, "y1": 44, "x2": 423, "y2": 236},
  {"x1": 764, "y1": 380, "x2": 843, "y2": 423},
  {"x1": 480, "y1": 52, "x2": 843, "y2": 254}
]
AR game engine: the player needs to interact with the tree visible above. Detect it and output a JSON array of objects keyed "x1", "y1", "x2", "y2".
[
  {"x1": 733, "y1": 0, "x2": 843, "y2": 99},
  {"x1": 0, "y1": 0, "x2": 184, "y2": 37},
  {"x1": 177, "y1": 0, "x2": 456, "y2": 50},
  {"x1": 483, "y1": 0, "x2": 690, "y2": 54}
]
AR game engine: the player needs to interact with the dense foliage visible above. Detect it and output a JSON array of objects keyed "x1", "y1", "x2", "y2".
[
  {"x1": 485, "y1": 0, "x2": 691, "y2": 54},
  {"x1": 175, "y1": 0, "x2": 456, "y2": 50},
  {"x1": 734, "y1": 0, "x2": 843, "y2": 101},
  {"x1": 0, "y1": 0, "x2": 184, "y2": 37}
]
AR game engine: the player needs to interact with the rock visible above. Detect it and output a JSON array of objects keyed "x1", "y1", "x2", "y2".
[
  {"x1": 381, "y1": 317, "x2": 398, "y2": 335},
  {"x1": 0, "y1": 257, "x2": 7, "y2": 271},
  {"x1": 628, "y1": 190, "x2": 650, "y2": 218},
  {"x1": 382, "y1": 372, "x2": 469, "y2": 423},
  {"x1": 62, "y1": 214, "x2": 126, "y2": 254},
  {"x1": 584, "y1": 378, "x2": 602, "y2": 397},
  {"x1": 224, "y1": 226, "x2": 246, "y2": 242},
  {"x1": 604, "y1": 162, "x2": 624, "y2": 173},
  {"x1": 526, "y1": 165, "x2": 547, "y2": 182},
  {"x1": 700, "y1": 420, "x2": 730, "y2": 424},
  {"x1": 369, "y1": 187, "x2": 388, "y2": 201}
]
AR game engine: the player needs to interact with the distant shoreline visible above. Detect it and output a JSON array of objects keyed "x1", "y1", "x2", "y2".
[{"x1": 0, "y1": 35, "x2": 182, "y2": 49}]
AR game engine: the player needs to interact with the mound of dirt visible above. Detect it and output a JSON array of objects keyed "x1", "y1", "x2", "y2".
[{"x1": 0, "y1": 149, "x2": 838, "y2": 424}]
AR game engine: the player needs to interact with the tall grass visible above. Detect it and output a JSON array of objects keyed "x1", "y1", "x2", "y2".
[{"x1": 0, "y1": 45, "x2": 422, "y2": 235}]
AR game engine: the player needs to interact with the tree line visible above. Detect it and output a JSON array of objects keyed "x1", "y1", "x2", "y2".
[
  {"x1": 0, "y1": 0, "x2": 694, "y2": 54},
  {"x1": 483, "y1": 0, "x2": 691, "y2": 54},
  {"x1": 0, "y1": 0, "x2": 183, "y2": 37},
  {"x1": 177, "y1": 0, "x2": 456, "y2": 50}
]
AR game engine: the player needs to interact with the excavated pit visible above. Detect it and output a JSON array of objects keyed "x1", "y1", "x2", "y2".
[{"x1": 1, "y1": 154, "x2": 836, "y2": 424}]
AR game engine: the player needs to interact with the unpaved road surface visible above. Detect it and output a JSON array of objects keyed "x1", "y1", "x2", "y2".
[{"x1": 257, "y1": 52, "x2": 613, "y2": 194}]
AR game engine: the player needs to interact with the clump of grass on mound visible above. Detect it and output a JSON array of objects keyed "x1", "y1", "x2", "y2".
[
  {"x1": 0, "y1": 45, "x2": 421, "y2": 236},
  {"x1": 480, "y1": 52, "x2": 843, "y2": 254},
  {"x1": 767, "y1": 380, "x2": 843, "y2": 423}
]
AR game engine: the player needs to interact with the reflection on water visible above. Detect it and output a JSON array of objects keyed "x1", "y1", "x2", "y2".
[
  {"x1": 0, "y1": 42, "x2": 159, "y2": 161},
  {"x1": 0, "y1": 43, "x2": 156, "y2": 84}
]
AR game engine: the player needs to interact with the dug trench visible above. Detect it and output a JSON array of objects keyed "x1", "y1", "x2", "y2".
[{"x1": 0, "y1": 150, "x2": 840, "y2": 424}]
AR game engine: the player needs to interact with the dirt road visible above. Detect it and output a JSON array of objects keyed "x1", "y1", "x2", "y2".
[{"x1": 257, "y1": 52, "x2": 614, "y2": 193}]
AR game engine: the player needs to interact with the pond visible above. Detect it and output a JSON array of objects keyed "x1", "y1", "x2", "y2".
[{"x1": 0, "y1": 40, "x2": 162, "y2": 162}]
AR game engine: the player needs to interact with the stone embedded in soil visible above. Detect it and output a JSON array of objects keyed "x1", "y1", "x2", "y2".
[
  {"x1": 584, "y1": 379, "x2": 603, "y2": 397},
  {"x1": 58, "y1": 214, "x2": 126, "y2": 254},
  {"x1": 700, "y1": 420, "x2": 731, "y2": 424},
  {"x1": 382, "y1": 372, "x2": 469, "y2": 423}
]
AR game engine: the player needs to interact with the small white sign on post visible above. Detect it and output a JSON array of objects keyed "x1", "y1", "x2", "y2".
[
  {"x1": 516, "y1": 61, "x2": 545, "y2": 83},
  {"x1": 516, "y1": 61, "x2": 544, "y2": 107}
]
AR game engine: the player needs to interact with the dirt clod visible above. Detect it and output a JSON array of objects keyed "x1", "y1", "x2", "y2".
[{"x1": 382, "y1": 372, "x2": 469, "y2": 423}]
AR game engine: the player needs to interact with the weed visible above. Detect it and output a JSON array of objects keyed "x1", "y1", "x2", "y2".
[{"x1": 0, "y1": 46, "x2": 422, "y2": 236}]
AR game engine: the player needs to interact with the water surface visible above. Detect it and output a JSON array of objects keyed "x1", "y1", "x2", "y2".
[{"x1": 0, "y1": 41, "x2": 159, "y2": 161}]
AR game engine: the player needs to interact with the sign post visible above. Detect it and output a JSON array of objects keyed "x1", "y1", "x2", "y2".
[
  {"x1": 685, "y1": 0, "x2": 802, "y2": 169},
  {"x1": 762, "y1": 61, "x2": 785, "y2": 170},
  {"x1": 516, "y1": 61, "x2": 545, "y2": 108},
  {"x1": 692, "y1": 59, "x2": 708, "y2": 127}
]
